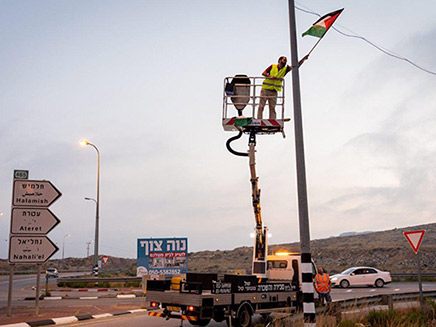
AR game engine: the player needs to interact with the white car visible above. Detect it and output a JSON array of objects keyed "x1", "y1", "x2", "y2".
[
  {"x1": 330, "y1": 266, "x2": 391, "y2": 288},
  {"x1": 46, "y1": 268, "x2": 58, "y2": 278}
]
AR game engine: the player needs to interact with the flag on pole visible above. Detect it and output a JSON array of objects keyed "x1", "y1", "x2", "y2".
[{"x1": 302, "y1": 9, "x2": 344, "y2": 38}]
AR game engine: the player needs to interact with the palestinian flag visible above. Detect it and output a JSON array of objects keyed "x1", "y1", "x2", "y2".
[{"x1": 302, "y1": 9, "x2": 344, "y2": 38}]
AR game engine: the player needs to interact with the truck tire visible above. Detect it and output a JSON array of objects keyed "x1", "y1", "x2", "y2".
[{"x1": 235, "y1": 306, "x2": 252, "y2": 327}]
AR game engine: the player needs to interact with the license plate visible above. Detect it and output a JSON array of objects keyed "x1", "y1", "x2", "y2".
[{"x1": 167, "y1": 306, "x2": 181, "y2": 312}]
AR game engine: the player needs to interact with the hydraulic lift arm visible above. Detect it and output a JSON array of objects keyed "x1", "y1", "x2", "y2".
[{"x1": 226, "y1": 130, "x2": 268, "y2": 278}]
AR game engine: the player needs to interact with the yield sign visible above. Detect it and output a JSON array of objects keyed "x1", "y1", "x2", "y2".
[
  {"x1": 102, "y1": 256, "x2": 109, "y2": 265},
  {"x1": 404, "y1": 230, "x2": 426, "y2": 254}
]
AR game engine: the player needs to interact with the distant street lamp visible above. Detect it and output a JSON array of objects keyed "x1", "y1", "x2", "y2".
[
  {"x1": 62, "y1": 234, "x2": 71, "y2": 260},
  {"x1": 85, "y1": 240, "x2": 93, "y2": 258},
  {"x1": 80, "y1": 139, "x2": 100, "y2": 278}
]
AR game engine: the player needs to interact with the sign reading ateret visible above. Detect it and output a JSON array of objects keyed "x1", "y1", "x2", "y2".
[
  {"x1": 13, "y1": 180, "x2": 62, "y2": 207},
  {"x1": 10, "y1": 208, "x2": 60, "y2": 235},
  {"x1": 9, "y1": 236, "x2": 59, "y2": 264}
]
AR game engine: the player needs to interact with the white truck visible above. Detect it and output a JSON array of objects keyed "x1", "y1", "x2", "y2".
[{"x1": 146, "y1": 253, "x2": 317, "y2": 327}]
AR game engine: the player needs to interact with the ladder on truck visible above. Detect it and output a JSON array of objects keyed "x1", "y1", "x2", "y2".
[{"x1": 223, "y1": 75, "x2": 289, "y2": 279}]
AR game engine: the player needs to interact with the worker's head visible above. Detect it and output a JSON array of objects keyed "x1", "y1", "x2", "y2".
[
  {"x1": 318, "y1": 267, "x2": 324, "y2": 274},
  {"x1": 278, "y1": 56, "x2": 287, "y2": 67}
]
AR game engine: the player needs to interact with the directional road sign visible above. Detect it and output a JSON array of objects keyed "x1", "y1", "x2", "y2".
[
  {"x1": 10, "y1": 208, "x2": 60, "y2": 235},
  {"x1": 404, "y1": 230, "x2": 426, "y2": 254},
  {"x1": 8, "y1": 236, "x2": 59, "y2": 264},
  {"x1": 12, "y1": 180, "x2": 62, "y2": 207}
]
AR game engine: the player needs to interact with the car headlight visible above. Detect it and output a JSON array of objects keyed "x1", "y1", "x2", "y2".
[{"x1": 331, "y1": 277, "x2": 338, "y2": 281}]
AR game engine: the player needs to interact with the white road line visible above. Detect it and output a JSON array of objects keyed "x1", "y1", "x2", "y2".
[
  {"x1": 79, "y1": 296, "x2": 98, "y2": 300},
  {"x1": 370, "y1": 289, "x2": 376, "y2": 292},
  {"x1": 394, "y1": 289, "x2": 400, "y2": 291},
  {"x1": 117, "y1": 294, "x2": 136, "y2": 298},
  {"x1": 346, "y1": 290, "x2": 352, "y2": 293}
]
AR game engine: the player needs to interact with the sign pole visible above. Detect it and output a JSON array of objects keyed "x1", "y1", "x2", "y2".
[
  {"x1": 35, "y1": 264, "x2": 41, "y2": 315},
  {"x1": 7, "y1": 264, "x2": 14, "y2": 316},
  {"x1": 417, "y1": 251, "x2": 424, "y2": 308}
]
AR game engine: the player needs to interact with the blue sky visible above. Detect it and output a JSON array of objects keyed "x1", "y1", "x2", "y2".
[{"x1": 1, "y1": 0, "x2": 436, "y2": 259}]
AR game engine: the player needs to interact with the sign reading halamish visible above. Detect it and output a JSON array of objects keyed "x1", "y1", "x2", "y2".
[{"x1": 13, "y1": 180, "x2": 62, "y2": 207}]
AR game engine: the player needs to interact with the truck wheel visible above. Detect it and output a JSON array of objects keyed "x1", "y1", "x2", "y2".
[
  {"x1": 236, "y1": 307, "x2": 252, "y2": 327},
  {"x1": 340, "y1": 279, "x2": 349, "y2": 288}
]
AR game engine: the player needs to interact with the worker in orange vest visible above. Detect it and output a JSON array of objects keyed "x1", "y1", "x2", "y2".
[{"x1": 314, "y1": 267, "x2": 332, "y2": 306}]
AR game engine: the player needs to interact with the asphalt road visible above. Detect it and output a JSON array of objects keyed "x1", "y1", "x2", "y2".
[{"x1": 0, "y1": 272, "x2": 84, "y2": 305}]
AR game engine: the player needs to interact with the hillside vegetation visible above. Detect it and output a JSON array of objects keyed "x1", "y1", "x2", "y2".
[{"x1": 1, "y1": 223, "x2": 434, "y2": 275}]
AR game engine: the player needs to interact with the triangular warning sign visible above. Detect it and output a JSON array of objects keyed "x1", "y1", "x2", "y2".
[{"x1": 403, "y1": 230, "x2": 426, "y2": 254}]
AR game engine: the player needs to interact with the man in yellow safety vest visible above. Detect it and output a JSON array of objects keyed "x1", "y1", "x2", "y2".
[
  {"x1": 314, "y1": 267, "x2": 332, "y2": 306},
  {"x1": 257, "y1": 55, "x2": 308, "y2": 119}
]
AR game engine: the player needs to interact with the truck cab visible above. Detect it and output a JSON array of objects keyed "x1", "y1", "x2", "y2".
[{"x1": 266, "y1": 252, "x2": 317, "y2": 287}]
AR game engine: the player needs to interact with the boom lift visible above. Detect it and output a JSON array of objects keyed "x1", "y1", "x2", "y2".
[
  {"x1": 145, "y1": 76, "x2": 317, "y2": 327},
  {"x1": 223, "y1": 75, "x2": 288, "y2": 278}
]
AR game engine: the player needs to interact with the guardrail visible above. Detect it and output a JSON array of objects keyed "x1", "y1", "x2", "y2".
[
  {"x1": 391, "y1": 273, "x2": 436, "y2": 278},
  {"x1": 57, "y1": 277, "x2": 141, "y2": 283}
]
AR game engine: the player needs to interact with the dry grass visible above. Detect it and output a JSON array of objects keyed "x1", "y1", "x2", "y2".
[{"x1": 264, "y1": 299, "x2": 436, "y2": 327}]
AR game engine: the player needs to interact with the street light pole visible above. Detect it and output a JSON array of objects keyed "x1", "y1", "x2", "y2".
[
  {"x1": 62, "y1": 234, "x2": 71, "y2": 262},
  {"x1": 81, "y1": 140, "x2": 100, "y2": 278},
  {"x1": 288, "y1": 0, "x2": 316, "y2": 326}
]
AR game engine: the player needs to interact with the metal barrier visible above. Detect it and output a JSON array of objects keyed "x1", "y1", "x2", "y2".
[{"x1": 57, "y1": 276, "x2": 141, "y2": 283}]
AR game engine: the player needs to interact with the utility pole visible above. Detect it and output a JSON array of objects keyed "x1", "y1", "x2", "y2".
[{"x1": 288, "y1": 0, "x2": 316, "y2": 325}]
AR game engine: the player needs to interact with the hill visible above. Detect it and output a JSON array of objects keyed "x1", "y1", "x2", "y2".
[{"x1": 1, "y1": 223, "x2": 434, "y2": 275}]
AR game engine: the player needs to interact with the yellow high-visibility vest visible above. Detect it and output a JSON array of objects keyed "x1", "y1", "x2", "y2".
[{"x1": 262, "y1": 64, "x2": 287, "y2": 92}]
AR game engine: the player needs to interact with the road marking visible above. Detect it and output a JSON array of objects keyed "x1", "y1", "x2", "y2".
[
  {"x1": 117, "y1": 294, "x2": 136, "y2": 298},
  {"x1": 395, "y1": 289, "x2": 400, "y2": 291},
  {"x1": 370, "y1": 289, "x2": 376, "y2": 292},
  {"x1": 79, "y1": 296, "x2": 98, "y2": 300},
  {"x1": 346, "y1": 290, "x2": 352, "y2": 293}
]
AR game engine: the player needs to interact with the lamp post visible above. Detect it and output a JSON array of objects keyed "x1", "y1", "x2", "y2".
[
  {"x1": 85, "y1": 240, "x2": 93, "y2": 258},
  {"x1": 62, "y1": 234, "x2": 71, "y2": 261},
  {"x1": 80, "y1": 139, "x2": 100, "y2": 278}
]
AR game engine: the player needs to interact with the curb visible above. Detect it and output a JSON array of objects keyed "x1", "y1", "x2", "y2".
[{"x1": 1, "y1": 309, "x2": 147, "y2": 327}]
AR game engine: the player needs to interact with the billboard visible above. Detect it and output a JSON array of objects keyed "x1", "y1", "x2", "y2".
[{"x1": 137, "y1": 237, "x2": 188, "y2": 276}]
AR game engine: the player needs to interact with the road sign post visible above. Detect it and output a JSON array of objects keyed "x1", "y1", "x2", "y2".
[
  {"x1": 404, "y1": 230, "x2": 426, "y2": 308},
  {"x1": 8, "y1": 174, "x2": 62, "y2": 316}
]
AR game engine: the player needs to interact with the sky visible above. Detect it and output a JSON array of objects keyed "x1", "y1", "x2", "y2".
[{"x1": 1, "y1": 0, "x2": 436, "y2": 260}]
